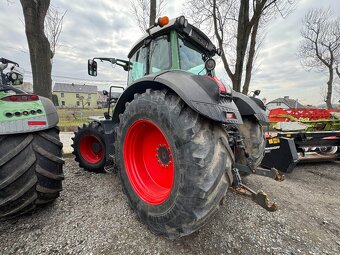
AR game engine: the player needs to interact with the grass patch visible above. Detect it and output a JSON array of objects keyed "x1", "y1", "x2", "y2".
[{"x1": 57, "y1": 108, "x2": 106, "y2": 132}]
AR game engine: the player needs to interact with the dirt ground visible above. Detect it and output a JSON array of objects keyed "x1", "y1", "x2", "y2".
[{"x1": 0, "y1": 158, "x2": 339, "y2": 255}]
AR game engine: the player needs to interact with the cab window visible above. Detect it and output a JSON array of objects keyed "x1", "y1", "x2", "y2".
[
  {"x1": 178, "y1": 37, "x2": 206, "y2": 75},
  {"x1": 128, "y1": 46, "x2": 147, "y2": 84},
  {"x1": 149, "y1": 35, "x2": 171, "y2": 73}
]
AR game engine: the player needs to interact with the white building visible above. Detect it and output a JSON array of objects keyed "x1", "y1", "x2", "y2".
[{"x1": 266, "y1": 96, "x2": 304, "y2": 110}]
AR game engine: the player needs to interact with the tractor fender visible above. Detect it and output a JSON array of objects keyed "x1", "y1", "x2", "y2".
[
  {"x1": 232, "y1": 91, "x2": 268, "y2": 124},
  {"x1": 112, "y1": 70, "x2": 242, "y2": 124},
  {"x1": 40, "y1": 96, "x2": 59, "y2": 128}
]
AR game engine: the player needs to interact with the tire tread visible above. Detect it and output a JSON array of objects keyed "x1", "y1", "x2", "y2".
[
  {"x1": 116, "y1": 89, "x2": 233, "y2": 239},
  {"x1": 0, "y1": 127, "x2": 64, "y2": 218}
]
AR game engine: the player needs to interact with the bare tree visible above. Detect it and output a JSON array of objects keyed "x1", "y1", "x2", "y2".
[
  {"x1": 150, "y1": 0, "x2": 156, "y2": 27},
  {"x1": 78, "y1": 95, "x2": 90, "y2": 109},
  {"x1": 130, "y1": 0, "x2": 166, "y2": 31},
  {"x1": 20, "y1": 0, "x2": 52, "y2": 99},
  {"x1": 334, "y1": 64, "x2": 340, "y2": 104},
  {"x1": 19, "y1": 1, "x2": 66, "y2": 99},
  {"x1": 186, "y1": 0, "x2": 295, "y2": 94},
  {"x1": 298, "y1": 8, "x2": 340, "y2": 109},
  {"x1": 45, "y1": 6, "x2": 67, "y2": 60}
]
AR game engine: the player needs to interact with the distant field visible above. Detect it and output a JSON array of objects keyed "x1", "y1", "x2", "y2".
[{"x1": 57, "y1": 108, "x2": 106, "y2": 131}]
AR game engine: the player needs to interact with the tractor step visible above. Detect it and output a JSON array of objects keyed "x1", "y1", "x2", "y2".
[{"x1": 231, "y1": 168, "x2": 278, "y2": 212}]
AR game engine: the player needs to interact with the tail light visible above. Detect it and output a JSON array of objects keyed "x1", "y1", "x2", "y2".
[
  {"x1": 226, "y1": 112, "x2": 236, "y2": 119},
  {"x1": 209, "y1": 76, "x2": 231, "y2": 95},
  {"x1": 28, "y1": 121, "x2": 46, "y2": 126},
  {"x1": 1, "y1": 94, "x2": 39, "y2": 101}
]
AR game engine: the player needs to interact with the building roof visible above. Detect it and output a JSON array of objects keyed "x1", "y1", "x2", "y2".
[
  {"x1": 53, "y1": 83, "x2": 97, "y2": 94},
  {"x1": 267, "y1": 97, "x2": 304, "y2": 109}
]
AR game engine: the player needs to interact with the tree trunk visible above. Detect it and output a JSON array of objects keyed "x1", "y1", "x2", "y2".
[
  {"x1": 234, "y1": 0, "x2": 252, "y2": 92},
  {"x1": 20, "y1": 0, "x2": 52, "y2": 99},
  {"x1": 149, "y1": 0, "x2": 156, "y2": 27},
  {"x1": 326, "y1": 67, "x2": 333, "y2": 109},
  {"x1": 242, "y1": 17, "x2": 260, "y2": 95}
]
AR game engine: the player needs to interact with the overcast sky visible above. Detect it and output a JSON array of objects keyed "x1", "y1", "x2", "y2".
[{"x1": 0, "y1": 0, "x2": 339, "y2": 105}]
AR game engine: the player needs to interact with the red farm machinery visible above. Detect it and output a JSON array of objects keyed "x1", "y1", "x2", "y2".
[{"x1": 261, "y1": 107, "x2": 340, "y2": 173}]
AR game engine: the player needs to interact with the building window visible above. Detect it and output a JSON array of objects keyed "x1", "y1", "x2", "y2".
[
  {"x1": 61, "y1": 92, "x2": 64, "y2": 98},
  {"x1": 76, "y1": 93, "x2": 79, "y2": 98},
  {"x1": 88, "y1": 94, "x2": 91, "y2": 99},
  {"x1": 88, "y1": 102, "x2": 90, "y2": 106},
  {"x1": 61, "y1": 101, "x2": 65, "y2": 106},
  {"x1": 76, "y1": 101, "x2": 80, "y2": 106},
  {"x1": 277, "y1": 102, "x2": 281, "y2": 106}
]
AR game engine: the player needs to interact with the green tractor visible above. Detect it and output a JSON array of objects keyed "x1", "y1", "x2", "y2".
[
  {"x1": 0, "y1": 58, "x2": 64, "y2": 218},
  {"x1": 72, "y1": 16, "x2": 268, "y2": 239}
]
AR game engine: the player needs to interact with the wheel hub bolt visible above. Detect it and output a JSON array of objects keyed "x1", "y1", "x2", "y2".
[{"x1": 156, "y1": 145, "x2": 172, "y2": 166}]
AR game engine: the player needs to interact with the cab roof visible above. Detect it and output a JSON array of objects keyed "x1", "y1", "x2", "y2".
[{"x1": 127, "y1": 16, "x2": 217, "y2": 59}]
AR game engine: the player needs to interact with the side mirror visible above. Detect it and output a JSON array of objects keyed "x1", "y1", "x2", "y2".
[
  {"x1": 88, "y1": 59, "x2": 97, "y2": 76},
  {"x1": 254, "y1": 90, "x2": 261, "y2": 96},
  {"x1": 102, "y1": 90, "x2": 108, "y2": 96}
]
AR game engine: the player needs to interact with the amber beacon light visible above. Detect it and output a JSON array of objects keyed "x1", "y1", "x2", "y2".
[{"x1": 158, "y1": 16, "x2": 169, "y2": 27}]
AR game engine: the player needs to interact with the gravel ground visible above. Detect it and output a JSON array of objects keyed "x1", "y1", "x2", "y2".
[{"x1": 0, "y1": 158, "x2": 339, "y2": 255}]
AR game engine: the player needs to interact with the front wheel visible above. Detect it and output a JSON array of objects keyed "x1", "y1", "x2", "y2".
[
  {"x1": 116, "y1": 89, "x2": 233, "y2": 239},
  {"x1": 72, "y1": 122, "x2": 106, "y2": 172},
  {"x1": 318, "y1": 146, "x2": 338, "y2": 155}
]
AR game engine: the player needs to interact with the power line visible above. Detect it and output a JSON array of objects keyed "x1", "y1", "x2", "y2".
[
  {"x1": 51, "y1": 74, "x2": 125, "y2": 84},
  {"x1": 23, "y1": 71, "x2": 126, "y2": 84}
]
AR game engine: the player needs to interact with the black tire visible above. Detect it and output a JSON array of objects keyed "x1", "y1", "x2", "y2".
[
  {"x1": 72, "y1": 122, "x2": 106, "y2": 172},
  {"x1": 116, "y1": 89, "x2": 233, "y2": 239},
  {"x1": 237, "y1": 116, "x2": 266, "y2": 169},
  {"x1": 317, "y1": 146, "x2": 338, "y2": 155},
  {"x1": 0, "y1": 127, "x2": 64, "y2": 218}
]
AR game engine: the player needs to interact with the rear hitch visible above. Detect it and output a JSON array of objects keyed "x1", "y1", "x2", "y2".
[
  {"x1": 230, "y1": 168, "x2": 278, "y2": 212},
  {"x1": 227, "y1": 127, "x2": 285, "y2": 181},
  {"x1": 255, "y1": 167, "x2": 285, "y2": 182},
  {"x1": 103, "y1": 154, "x2": 116, "y2": 173},
  {"x1": 235, "y1": 163, "x2": 285, "y2": 181}
]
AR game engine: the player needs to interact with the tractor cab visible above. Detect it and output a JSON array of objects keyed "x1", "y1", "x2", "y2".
[
  {"x1": 88, "y1": 16, "x2": 222, "y2": 86},
  {"x1": 126, "y1": 16, "x2": 221, "y2": 85}
]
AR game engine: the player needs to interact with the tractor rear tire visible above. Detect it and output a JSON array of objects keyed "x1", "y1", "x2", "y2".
[
  {"x1": 317, "y1": 146, "x2": 338, "y2": 155},
  {"x1": 72, "y1": 122, "x2": 106, "y2": 172},
  {"x1": 237, "y1": 116, "x2": 266, "y2": 169},
  {"x1": 0, "y1": 127, "x2": 64, "y2": 218},
  {"x1": 116, "y1": 89, "x2": 233, "y2": 239}
]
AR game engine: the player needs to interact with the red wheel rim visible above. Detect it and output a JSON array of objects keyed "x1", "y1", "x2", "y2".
[
  {"x1": 124, "y1": 119, "x2": 175, "y2": 205},
  {"x1": 79, "y1": 135, "x2": 104, "y2": 164}
]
